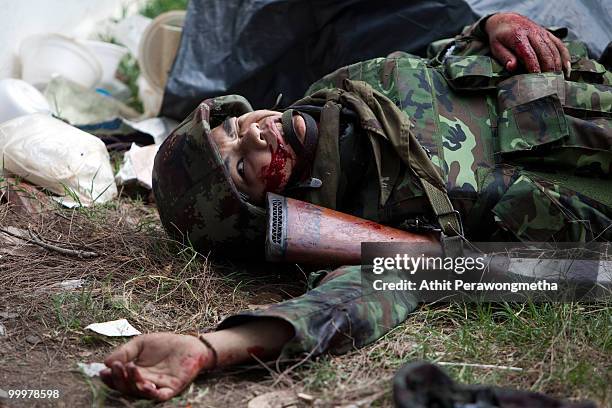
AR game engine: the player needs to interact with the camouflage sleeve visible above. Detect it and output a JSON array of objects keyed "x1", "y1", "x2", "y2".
[
  {"x1": 216, "y1": 265, "x2": 418, "y2": 359},
  {"x1": 427, "y1": 14, "x2": 569, "y2": 66},
  {"x1": 427, "y1": 14, "x2": 496, "y2": 65}
]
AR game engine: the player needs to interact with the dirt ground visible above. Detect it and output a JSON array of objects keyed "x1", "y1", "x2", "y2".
[{"x1": 1, "y1": 181, "x2": 610, "y2": 408}]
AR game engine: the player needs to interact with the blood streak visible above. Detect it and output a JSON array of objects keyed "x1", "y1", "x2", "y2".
[
  {"x1": 246, "y1": 346, "x2": 265, "y2": 358},
  {"x1": 261, "y1": 143, "x2": 294, "y2": 193}
]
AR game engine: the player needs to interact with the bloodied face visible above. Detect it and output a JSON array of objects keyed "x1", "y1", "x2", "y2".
[{"x1": 210, "y1": 110, "x2": 307, "y2": 204}]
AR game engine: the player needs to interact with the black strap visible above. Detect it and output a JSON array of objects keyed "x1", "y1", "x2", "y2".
[{"x1": 281, "y1": 109, "x2": 319, "y2": 188}]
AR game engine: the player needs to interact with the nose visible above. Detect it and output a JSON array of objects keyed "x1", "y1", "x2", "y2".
[{"x1": 240, "y1": 122, "x2": 268, "y2": 150}]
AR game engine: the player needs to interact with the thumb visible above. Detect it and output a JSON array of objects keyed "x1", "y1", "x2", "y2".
[
  {"x1": 491, "y1": 40, "x2": 517, "y2": 72},
  {"x1": 104, "y1": 336, "x2": 144, "y2": 366}
]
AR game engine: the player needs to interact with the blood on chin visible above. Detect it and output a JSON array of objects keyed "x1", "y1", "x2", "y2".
[{"x1": 261, "y1": 143, "x2": 295, "y2": 193}]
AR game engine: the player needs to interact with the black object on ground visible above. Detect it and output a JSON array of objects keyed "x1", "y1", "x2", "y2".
[{"x1": 393, "y1": 361, "x2": 596, "y2": 408}]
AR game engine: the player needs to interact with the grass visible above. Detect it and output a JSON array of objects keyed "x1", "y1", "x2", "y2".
[
  {"x1": 287, "y1": 302, "x2": 611, "y2": 406},
  {"x1": 0, "y1": 175, "x2": 610, "y2": 406},
  {"x1": 116, "y1": 54, "x2": 143, "y2": 113}
]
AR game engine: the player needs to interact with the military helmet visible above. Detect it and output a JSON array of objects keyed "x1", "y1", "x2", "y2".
[{"x1": 152, "y1": 95, "x2": 266, "y2": 258}]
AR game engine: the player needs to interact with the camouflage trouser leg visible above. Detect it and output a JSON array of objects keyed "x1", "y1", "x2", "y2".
[{"x1": 217, "y1": 265, "x2": 418, "y2": 358}]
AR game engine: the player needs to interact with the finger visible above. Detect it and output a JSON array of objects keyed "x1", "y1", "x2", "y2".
[
  {"x1": 155, "y1": 387, "x2": 178, "y2": 401},
  {"x1": 110, "y1": 361, "x2": 130, "y2": 395},
  {"x1": 141, "y1": 382, "x2": 165, "y2": 401},
  {"x1": 100, "y1": 368, "x2": 115, "y2": 389},
  {"x1": 124, "y1": 363, "x2": 144, "y2": 395},
  {"x1": 540, "y1": 30, "x2": 563, "y2": 72},
  {"x1": 528, "y1": 32, "x2": 555, "y2": 72},
  {"x1": 491, "y1": 40, "x2": 518, "y2": 71},
  {"x1": 126, "y1": 363, "x2": 177, "y2": 402},
  {"x1": 546, "y1": 37, "x2": 563, "y2": 72},
  {"x1": 134, "y1": 369, "x2": 173, "y2": 387},
  {"x1": 104, "y1": 336, "x2": 144, "y2": 366},
  {"x1": 547, "y1": 32, "x2": 571, "y2": 76},
  {"x1": 127, "y1": 362, "x2": 158, "y2": 399},
  {"x1": 511, "y1": 34, "x2": 541, "y2": 73}
]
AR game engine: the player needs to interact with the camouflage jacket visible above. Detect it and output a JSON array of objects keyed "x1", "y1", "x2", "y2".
[{"x1": 295, "y1": 25, "x2": 612, "y2": 243}]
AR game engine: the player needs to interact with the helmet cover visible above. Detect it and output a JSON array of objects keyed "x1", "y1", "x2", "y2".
[{"x1": 152, "y1": 96, "x2": 266, "y2": 257}]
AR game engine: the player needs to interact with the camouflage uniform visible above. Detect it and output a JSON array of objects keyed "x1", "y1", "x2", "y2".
[{"x1": 155, "y1": 19, "x2": 612, "y2": 358}]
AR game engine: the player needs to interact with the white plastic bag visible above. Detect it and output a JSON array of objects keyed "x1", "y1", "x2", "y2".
[
  {"x1": 0, "y1": 113, "x2": 117, "y2": 206},
  {"x1": 115, "y1": 143, "x2": 159, "y2": 190}
]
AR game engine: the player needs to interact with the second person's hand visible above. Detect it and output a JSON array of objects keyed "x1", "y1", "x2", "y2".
[{"x1": 485, "y1": 12, "x2": 571, "y2": 76}]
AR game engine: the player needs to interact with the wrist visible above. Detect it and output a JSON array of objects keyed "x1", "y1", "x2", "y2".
[
  {"x1": 485, "y1": 12, "x2": 523, "y2": 36},
  {"x1": 484, "y1": 13, "x2": 501, "y2": 37},
  {"x1": 191, "y1": 333, "x2": 218, "y2": 371}
]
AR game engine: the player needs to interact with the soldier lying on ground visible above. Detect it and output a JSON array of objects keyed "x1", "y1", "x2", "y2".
[{"x1": 100, "y1": 12, "x2": 612, "y2": 400}]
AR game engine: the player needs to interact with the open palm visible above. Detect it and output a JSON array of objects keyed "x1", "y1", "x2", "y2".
[{"x1": 100, "y1": 333, "x2": 212, "y2": 401}]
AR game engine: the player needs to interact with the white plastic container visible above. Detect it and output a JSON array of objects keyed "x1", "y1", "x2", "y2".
[
  {"x1": 0, "y1": 79, "x2": 51, "y2": 124},
  {"x1": 0, "y1": 113, "x2": 117, "y2": 206},
  {"x1": 139, "y1": 11, "x2": 186, "y2": 92},
  {"x1": 79, "y1": 40, "x2": 128, "y2": 86},
  {"x1": 113, "y1": 14, "x2": 153, "y2": 57},
  {"x1": 20, "y1": 34, "x2": 102, "y2": 89}
]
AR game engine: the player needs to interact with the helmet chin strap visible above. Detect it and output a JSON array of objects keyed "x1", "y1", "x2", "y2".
[{"x1": 280, "y1": 109, "x2": 321, "y2": 191}]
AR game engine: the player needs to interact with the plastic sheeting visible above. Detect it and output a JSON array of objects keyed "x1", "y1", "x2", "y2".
[
  {"x1": 161, "y1": 0, "x2": 611, "y2": 120},
  {"x1": 161, "y1": 0, "x2": 478, "y2": 119},
  {"x1": 0, "y1": 114, "x2": 117, "y2": 207}
]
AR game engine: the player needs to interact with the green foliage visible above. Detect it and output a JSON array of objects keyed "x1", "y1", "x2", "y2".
[
  {"x1": 116, "y1": 54, "x2": 143, "y2": 113},
  {"x1": 52, "y1": 288, "x2": 125, "y2": 332},
  {"x1": 140, "y1": 0, "x2": 189, "y2": 18}
]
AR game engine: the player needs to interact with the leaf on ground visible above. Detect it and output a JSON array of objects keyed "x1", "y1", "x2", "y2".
[{"x1": 247, "y1": 390, "x2": 299, "y2": 408}]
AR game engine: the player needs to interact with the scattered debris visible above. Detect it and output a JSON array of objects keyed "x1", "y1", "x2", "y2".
[
  {"x1": 115, "y1": 143, "x2": 159, "y2": 191},
  {"x1": 0, "y1": 176, "x2": 52, "y2": 216},
  {"x1": 20, "y1": 33, "x2": 102, "y2": 89},
  {"x1": 45, "y1": 77, "x2": 141, "y2": 126},
  {"x1": 78, "y1": 40, "x2": 128, "y2": 90},
  {"x1": 77, "y1": 362, "x2": 107, "y2": 377},
  {"x1": 55, "y1": 279, "x2": 86, "y2": 291},
  {"x1": 137, "y1": 11, "x2": 186, "y2": 117},
  {"x1": 0, "y1": 78, "x2": 51, "y2": 124},
  {"x1": 297, "y1": 393, "x2": 315, "y2": 403},
  {"x1": 0, "y1": 113, "x2": 118, "y2": 207},
  {"x1": 85, "y1": 319, "x2": 141, "y2": 337},
  {"x1": 25, "y1": 335, "x2": 41, "y2": 345},
  {"x1": 247, "y1": 390, "x2": 299, "y2": 408},
  {"x1": 437, "y1": 362, "x2": 523, "y2": 371},
  {"x1": 125, "y1": 117, "x2": 178, "y2": 145},
  {"x1": 0, "y1": 226, "x2": 33, "y2": 257},
  {"x1": 0, "y1": 226, "x2": 98, "y2": 259},
  {"x1": 113, "y1": 14, "x2": 152, "y2": 57}
]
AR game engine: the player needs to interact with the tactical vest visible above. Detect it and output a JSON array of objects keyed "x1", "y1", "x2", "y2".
[{"x1": 298, "y1": 45, "x2": 612, "y2": 243}]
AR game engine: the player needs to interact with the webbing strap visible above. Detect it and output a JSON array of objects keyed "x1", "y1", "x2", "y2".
[
  {"x1": 281, "y1": 109, "x2": 319, "y2": 189},
  {"x1": 281, "y1": 109, "x2": 305, "y2": 156},
  {"x1": 421, "y1": 179, "x2": 464, "y2": 258}
]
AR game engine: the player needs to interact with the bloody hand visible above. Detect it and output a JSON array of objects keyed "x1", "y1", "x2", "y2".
[
  {"x1": 100, "y1": 333, "x2": 214, "y2": 401},
  {"x1": 485, "y1": 12, "x2": 571, "y2": 75}
]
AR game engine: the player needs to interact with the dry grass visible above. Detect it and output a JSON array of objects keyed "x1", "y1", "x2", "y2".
[{"x1": 0, "y1": 188, "x2": 610, "y2": 407}]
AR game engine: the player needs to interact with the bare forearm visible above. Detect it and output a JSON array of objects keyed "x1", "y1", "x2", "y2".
[{"x1": 204, "y1": 318, "x2": 294, "y2": 368}]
